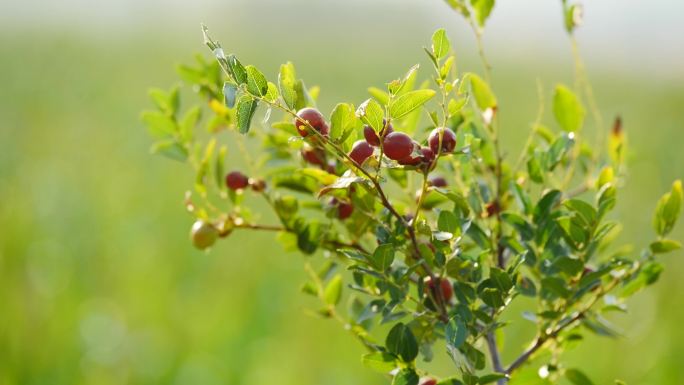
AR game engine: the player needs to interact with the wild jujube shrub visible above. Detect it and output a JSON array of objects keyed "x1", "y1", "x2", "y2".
[{"x1": 142, "y1": 1, "x2": 683, "y2": 384}]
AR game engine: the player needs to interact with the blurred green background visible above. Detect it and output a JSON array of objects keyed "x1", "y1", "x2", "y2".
[{"x1": 1, "y1": 0, "x2": 683, "y2": 384}]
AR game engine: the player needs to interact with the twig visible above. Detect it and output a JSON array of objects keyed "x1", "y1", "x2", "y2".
[
  {"x1": 485, "y1": 332, "x2": 507, "y2": 385},
  {"x1": 505, "y1": 275, "x2": 622, "y2": 374}
]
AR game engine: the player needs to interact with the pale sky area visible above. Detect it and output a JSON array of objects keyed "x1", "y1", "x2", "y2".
[{"x1": 1, "y1": 0, "x2": 683, "y2": 77}]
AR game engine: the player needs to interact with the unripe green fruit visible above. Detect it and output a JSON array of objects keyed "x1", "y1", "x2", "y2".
[{"x1": 190, "y1": 220, "x2": 219, "y2": 250}]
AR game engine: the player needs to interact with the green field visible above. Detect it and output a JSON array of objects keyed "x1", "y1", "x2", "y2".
[{"x1": 1, "y1": 3, "x2": 683, "y2": 384}]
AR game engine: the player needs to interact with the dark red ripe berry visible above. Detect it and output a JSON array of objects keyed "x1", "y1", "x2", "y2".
[
  {"x1": 349, "y1": 140, "x2": 374, "y2": 165},
  {"x1": 429, "y1": 176, "x2": 448, "y2": 188},
  {"x1": 424, "y1": 276, "x2": 453, "y2": 302},
  {"x1": 301, "y1": 144, "x2": 325, "y2": 166},
  {"x1": 419, "y1": 379, "x2": 437, "y2": 385},
  {"x1": 295, "y1": 108, "x2": 329, "y2": 137},
  {"x1": 428, "y1": 127, "x2": 457, "y2": 154},
  {"x1": 398, "y1": 153, "x2": 421, "y2": 166},
  {"x1": 383, "y1": 132, "x2": 414, "y2": 161},
  {"x1": 226, "y1": 171, "x2": 249, "y2": 190},
  {"x1": 363, "y1": 125, "x2": 380, "y2": 146},
  {"x1": 337, "y1": 201, "x2": 354, "y2": 220},
  {"x1": 420, "y1": 147, "x2": 436, "y2": 164},
  {"x1": 485, "y1": 201, "x2": 501, "y2": 218},
  {"x1": 363, "y1": 122, "x2": 394, "y2": 146}
]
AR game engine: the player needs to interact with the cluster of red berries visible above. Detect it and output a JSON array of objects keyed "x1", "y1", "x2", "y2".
[
  {"x1": 294, "y1": 107, "x2": 457, "y2": 170},
  {"x1": 354, "y1": 124, "x2": 457, "y2": 168},
  {"x1": 225, "y1": 171, "x2": 266, "y2": 192},
  {"x1": 293, "y1": 107, "x2": 459, "y2": 223}
]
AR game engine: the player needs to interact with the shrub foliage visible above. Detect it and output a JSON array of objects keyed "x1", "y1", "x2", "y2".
[{"x1": 142, "y1": 1, "x2": 682, "y2": 384}]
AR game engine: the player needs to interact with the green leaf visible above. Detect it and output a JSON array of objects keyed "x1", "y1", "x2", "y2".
[
  {"x1": 214, "y1": 145, "x2": 227, "y2": 190},
  {"x1": 356, "y1": 98, "x2": 384, "y2": 132},
  {"x1": 533, "y1": 189, "x2": 562, "y2": 224},
  {"x1": 598, "y1": 184, "x2": 617, "y2": 219},
  {"x1": 436, "y1": 378, "x2": 465, "y2": 385},
  {"x1": 438, "y1": 210, "x2": 459, "y2": 234},
  {"x1": 620, "y1": 262, "x2": 664, "y2": 297},
  {"x1": 278, "y1": 62, "x2": 298, "y2": 110},
  {"x1": 545, "y1": 133, "x2": 575, "y2": 171},
  {"x1": 565, "y1": 199, "x2": 597, "y2": 226},
  {"x1": 235, "y1": 94, "x2": 258, "y2": 134},
  {"x1": 370, "y1": 244, "x2": 395, "y2": 271},
  {"x1": 330, "y1": 103, "x2": 357, "y2": 142},
  {"x1": 149, "y1": 86, "x2": 179, "y2": 115},
  {"x1": 479, "y1": 287, "x2": 504, "y2": 308},
  {"x1": 388, "y1": 64, "x2": 419, "y2": 95},
  {"x1": 564, "y1": 4, "x2": 583, "y2": 33},
  {"x1": 653, "y1": 180, "x2": 683, "y2": 236},
  {"x1": 565, "y1": 369, "x2": 596, "y2": 385},
  {"x1": 445, "y1": 316, "x2": 468, "y2": 349},
  {"x1": 541, "y1": 277, "x2": 571, "y2": 299},
  {"x1": 368, "y1": 87, "x2": 390, "y2": 105},
  {"x1": 245, "y1": 65, "x2": 268, "y2": 96},
  {"x1": 469, "y1": 74, "x2": 497, "y2": 110},
  {"x1": 390, "y1": 90, "x2": 437, "y2": 119},
  {"x1": 385, "y1": 323, "x2": 419, "y2": 362},
  {"x1": 431, "y1": 28, "x2": 450, "y2": 59},
  {"x1": 501, "y1": 212, "x2": 534, "y2": 240},
  {"x1": 362, "y1": 352, "x2": 399, "y2": 373},
  {"x1": 195, "y1": 138, "x2": 216, "y2": 195},
  {"x1": 650, "y1": 239, "x2": 682, "y2": 254},
  {"x1": 150, "y1": 140, "x2": 188, "y2": 162},
  {"x1": 443, "y1": 0, "x2": 470, "y2": 16},
  {"x1": 323, "y1": 274, "x2": 343, "y2": 305},
  {"x1": 318, "y1": 174, "x2": 365, "y2": 197},
  {"x1": 227, "y1": 54, "x2": 247, "y2": 84},
  {"x1": 490, "y1": 267, "x2": 513, "y2": 292},
  {"x1": 479, "y1": 374, "x2": 507, "y2": 384},
  {"x1": 553, "y1": 84, "x2": 585, "y2": 132},
  {"x1": 142, "y1": 110, "x2": 177, "y2": 139},
  {"x1": 179, "y1": 106, "x2": 201, "y2": 143},
  {"x1": 393, "y1": 369, "x2": 419, "y2": 385},
  {"x1": 293, "y1": 79, "x2": 314, "y2": 110},
  {"x1": 448, "y1": 98, "x2": 468, "y2": 115},
  {"x1": 527, "y1": 151, "x2": 544, "y2": 184},
  {"x1": 470, "y1": 0, "x2": 495, "y2": 27},
  {"x1": 552, "y1": 256, "x2": 584, "y2": 276},
  {"x1": 274, "y1": 195, "x2": 299, "y2": 223},
  {"x1": 264, "y1": 82, "x2": 279, "y2": 103}
]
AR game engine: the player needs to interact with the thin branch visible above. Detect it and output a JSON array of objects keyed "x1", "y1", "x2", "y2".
[
  {"x1": 505, "y1": 275, "x2": 623, "y2": 374},
  {"x1": 485, "y1": 332, "x2": 507, "y2": 385},
  {"x1": 505, "y1": 311, "x2": 584, "y2": 374}
]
